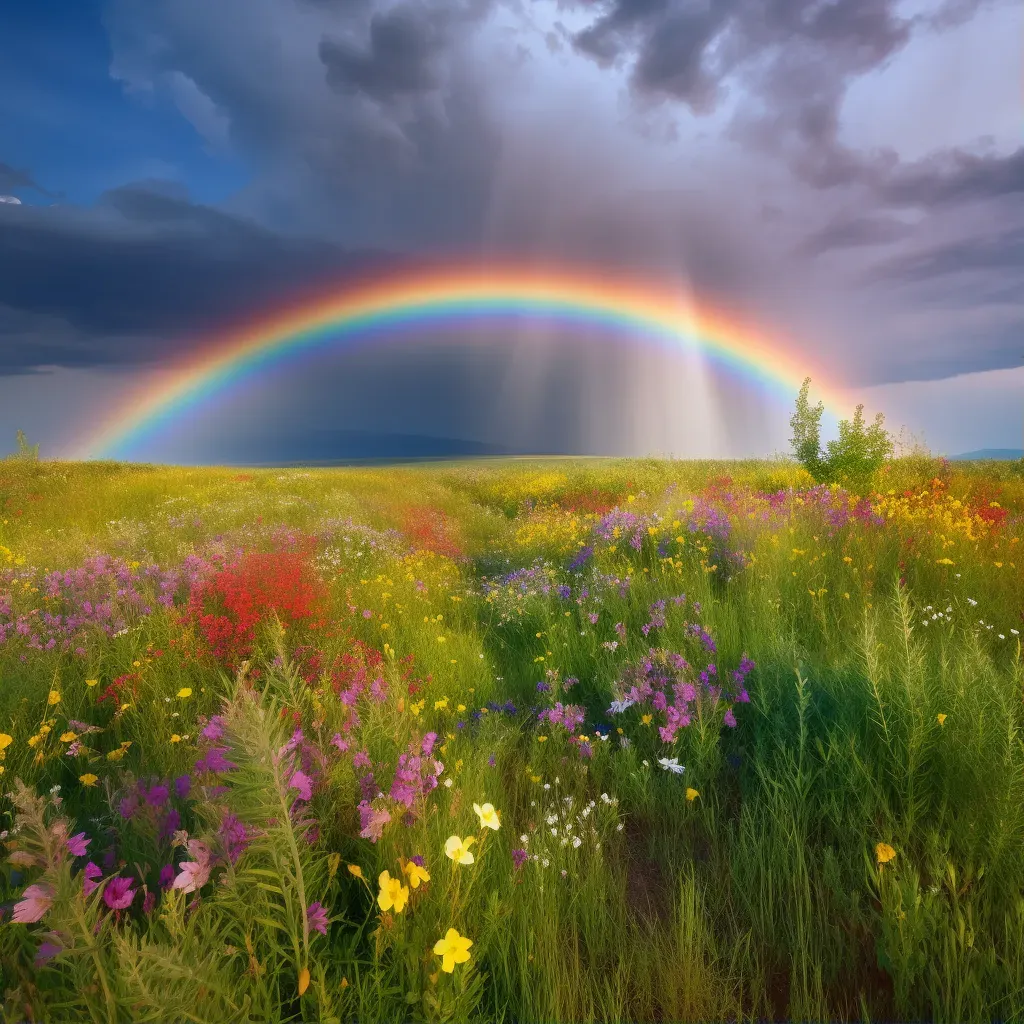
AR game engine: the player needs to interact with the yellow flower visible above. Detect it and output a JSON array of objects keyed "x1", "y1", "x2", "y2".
[
  {"x1": 444, "y1": 835, "x2": 476, "y2": 865},
  {"x1": 473, "y1": 802, "x2": 501, "y2": 831},
  {"x1": 537, "y1": 735, "x2": 548, "y2": 743},
  {"x1": 47, "y1": 690, "x2": 61, "y2": 705},
  {"x1": 27, "y1": 735, "x2": 41, "y2": 748},
  {"x1": 530, "y1": 775, "x2": 541, "y2": 783},
  {"x1": 457, "y1": 704, "x2": 466, "y2": 713},
  {"x1": 298, "y1": 967, "x2": 310, "y2": 996},
  {"x1": 348, "y1": 864, "x2": 364, "y2": 880},
  {"x1": 641, "y1": 714, "x2": 652, "y2": 726},
  {"x1": 433, "y1": 927, "x2": 473, "y2": 973},
  {"x1": 377, "y1": 870, "x2": 409, "y2": 914},
  {"x1": 60, "y1": 731, "x2": 78, "y2": 743},
  {"x1": 686, "y1": 788, "x2": 700, "y2": 802},
  {"x1": 170, "y1": 734, "x2": 182, "y2": 743},
  {"x1": 177, "y1": 688, "x2": 192, "y2": 699},
  {"x1": 403, "y1": 860, "x2": 431, "y2": 889},
  {"x1": 936, "y1": 558, "x2": 954, "y2": 566},
  {"x1": 937, "y1": 714, "x2": 947, "y2": 726},
  {"x1": 86, "y1": 679, "x2": 98, "y2": 687},
  {"x1": 876, "y1": 842, "x2": 896, "y2": 866},
  {"x1": 79, "y1": 773, "x2": 99, "y2": 787},
  {"x1": 0, "y1": 733, "x2": 12, "y2": 751}
]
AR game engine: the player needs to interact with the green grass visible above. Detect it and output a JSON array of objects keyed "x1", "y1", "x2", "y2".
[{"x1": 1, "y1": 454, "x2": 1024, "y2": 1022}]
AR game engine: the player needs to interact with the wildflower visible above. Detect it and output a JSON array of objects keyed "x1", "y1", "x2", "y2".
[
  {"x1": 103, "y1": 876, "x2": 136, "y2": 911},
  {"x1": 433, "y1": 927, "x2": 473, "y2": 973},
  {"x1": 48, "y1": 691, "x2": 61, "y2": 705},
  {"x1": 348, "y1": 864, "x2": 364, "y2": 880},
  {"x1": 723, "y1": 708, "x2": 738, "y2": 728},
  {"x1": 876, "y1": 842, "x2": 896, "y2": 867},
  {"x1": 444, "y1": 835, "x2": 476, "y2": 864},
  {"x1": 35, "y1": 940, "x2": 62, "y2": 966},
  {"x1": 174, "y1": 775, "x2": 191, "y2": 800},
  {"x1": 60, "y1": 731, "x2": 77, "y2": 743},
  {"x1": 86, "y1": 678, "x2": 99, "y2": 687},
  {"x1": 658, "y1": 757, "x2": 686, "y2": 775},
  {"x1": 377, "y1": 871, "x2": 409, "y2": 913},
  {"x1": 79, "y1": 773, "x2": 99, "y2": 787},
  {"x1": 473, "y1": 802, "x2": 501, "y2": 831},
  {"x1": 0, "y1": 733, "x2": 11, "y2": 751},
  {"x1": 937, "y1": 714, "x2": 947, "y2": 726},
  {"x1": 298, "y1": 967, "x2": 310, "y2": 996},
  {"x1": 290, "y1": 770, "x2": 313, "y2": 802},
  {"x1": 177, "y1": 688, "x2": 193, "y2": 699},
  {"x1": 173, "y1": 840, "x2": 212, "y2": 893},
  {"x1": 641, "y1": 714, "x2": 652, "y2": 726},
  {"x1": 404, "y1": 860, "x2": 431, "y2": 889},
  {"x1": 13, "y1": 883, "x2": 54, "y2": 923},
  {"x1": 195, "y1": 747, "x2": 236, "y2": 774},
  {"x1": 512, "y1": 847, "x2": 528, "y2": 869},
  {"x1": 307, "y1": 901, "x2": 329, "y2": 936},
  {"x1": 83, "y1": 862, "x2": 103, "y2": 896},
  {"x1": 686, "y1": 788, "x2": 699, "y2": 802},
  {"x1": 67, "y1": 832, "x2": 91, "y2": 857}
]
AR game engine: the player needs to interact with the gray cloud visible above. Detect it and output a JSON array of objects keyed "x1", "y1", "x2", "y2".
[
  {"x1": 797, "y1": 213, "x2": 913, "y2": 256},
  {"x1": 0, "y1": 161, "x2": 56, "y2": 198}
]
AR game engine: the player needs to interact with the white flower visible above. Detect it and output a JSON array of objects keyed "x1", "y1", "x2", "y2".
[
  {"x1": 1000, "y1": 634, "x2": 1006, "y2": 640},
  {"x1": 572, "y1": 836, "x2": 582, "y2": 849},
  {"x1": 615, "y1": 823, "x2": 624, "y2": 832},
  {"x1": 444, "y1": 778, "x2": 453, "y2": 788},
  {"x1": 608, "y1": 699, "x2": 634, "y2": 715},
  {"x1": 658, "y1": 756, "x2": 686, "y2": 775},
  {"x1": 543, "y1": 783, "x2": 550, "y2": 791},
  {"x1": 1012, "y1": 629, "x2": 1019, "y2": 636},
  {"x1": 641, "y1": 760, "x2": 649, "y2": 768}
]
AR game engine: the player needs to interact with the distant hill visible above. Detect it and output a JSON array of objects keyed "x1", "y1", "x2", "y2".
[
  {"x1": 950, "y1": 449, "x2": 1024, "y2": 461},
  {"x1": 190, "y1": 429, "x2": 524, "y2": 466}
]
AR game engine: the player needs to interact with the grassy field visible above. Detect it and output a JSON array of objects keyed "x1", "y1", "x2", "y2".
[{"x1": 2, "y1": 454, "x2": 1024, "y2": 1023}]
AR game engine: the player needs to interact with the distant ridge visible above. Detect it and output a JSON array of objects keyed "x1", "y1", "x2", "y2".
[{"x1": 949, "y1": 449, "x2": 1024, "y2": 461}]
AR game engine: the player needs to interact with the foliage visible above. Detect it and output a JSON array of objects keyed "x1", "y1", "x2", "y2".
[
  {"x1": 790, "y1": 378, "x2": 894, "y2": 488},
  {"x1": 1, "y1": 455, "x2": 1023, "y2": 1022}
]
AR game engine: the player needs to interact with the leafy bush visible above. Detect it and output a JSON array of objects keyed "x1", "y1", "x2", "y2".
[{"x1": 790, "y1": 378, "x2": 893, "y2": 489}]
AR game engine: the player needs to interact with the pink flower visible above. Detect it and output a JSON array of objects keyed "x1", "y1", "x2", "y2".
[
  {"x1": 289, "y1": 770, "x2": 313, "y2": 802},
  {"x1": 330, "y1": 734, "x2": 349, "y2": 753},
  {"x1": 103, "y1": 876, "x2": 136, "y2": 911},
  {"x1": 307, "y1": 901, "x2": 329, "y2": 936},
  {"x1": 82, "y1": 861, "x2": 103, "y2": 896},
  {"x1": 13, "y1": 884, "x2": 54, "y2": 923},
  {"x1": 172, "y1": 839, "x2": 212, "y2": 893},
  {"x1": 66, "y1": 832, "x2": 91, "y2": 857}
]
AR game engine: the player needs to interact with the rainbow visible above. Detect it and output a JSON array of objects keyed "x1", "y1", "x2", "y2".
[{"x1": 76, "y1": 264, "x2": 847, "y2": 459}]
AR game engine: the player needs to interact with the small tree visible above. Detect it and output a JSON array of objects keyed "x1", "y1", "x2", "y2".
[
  {"x1": 790, "y1": 378, "x2": 893, "y2": 488},
  {"x1": 8, "y1": 429, "x2": 39, "y2": 461}
]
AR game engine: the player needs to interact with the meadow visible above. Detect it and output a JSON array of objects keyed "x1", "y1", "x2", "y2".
[{"x1": 1, "y1": 452, "x2": 1023, "y2": 1023}]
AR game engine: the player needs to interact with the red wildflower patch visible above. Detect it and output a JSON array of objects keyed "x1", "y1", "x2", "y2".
[
  {"x1": 557, "y1": 489, "x2": 621, "y2": 514},
  {"x1": 969, "y1": 482, "x2": 1008, "y2": 530},
  {"x1": 98, "y1": 671, "x2": 141, "y2": 707},
  {"x1": 398, "y1": 505, "x2": 464, "y2": 559},
  {"x1": 184, "y1": 550, "x2": 328, "y2": 668}
]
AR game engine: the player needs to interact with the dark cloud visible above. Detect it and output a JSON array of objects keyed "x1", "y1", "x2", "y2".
[
  {"x1": 876, "y1": 147, "x2": 1024, "y2": 208},
  {"x1": 797, "y1": 213, "x2": 912, "y2": 255},
  {"x1": 319, "y1": 5, "x2": 446, "y2": 101},
  {"x1": 0, "y1": 161, "x2": 56, "y2": 198},
  {"x1": 866, "y1": 224, "x2": 1024, "y2": 283},
  {"x1": 0, "y1": 184, "x2": 402, "y2": 370}
]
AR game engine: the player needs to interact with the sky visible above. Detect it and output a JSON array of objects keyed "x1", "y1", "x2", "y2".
[{"x1": 0, "y1": 0, "x2": 1021, "y2": 461}]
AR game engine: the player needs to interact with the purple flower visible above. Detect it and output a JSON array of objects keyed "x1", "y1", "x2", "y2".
[
  {"x1": 536, "y1": 680, "x2": 551, "y2": 693},
  {"x1": 307, "y1": 901, "x2": 329, "y2": 936},
  {"x1": 200, "y1": 716, "x2": 225, "y2": 742},
  {"x1": 142, "y1": 890, "x2": 157, "y2": 914},
  {"x1": 159, "y1": 864, "x2": 175, "y2": 890},
  {"x1": 352, "y1": 750, "x2": 371, "y2": 770},
  {"x1": 35, "y1": 941, "x2": 62, "y2": 966},
  {"x1": 488, "y1": 754, "x2": 497, "y2": 767},
  {"x1": 103, "y1": 876, "x2": 136, "y2": 911},
  {"x1": 289, "y1": 770, "x2": 313, "y2": 802},
  {"x1": 119, "y1": 794, "x2": 139, "y2": 820},
  {"x1": 174, "y1": 775, "x2": 191, "y2": 800},
  {"x1": 512, "y1": 848, "x2": 528, "y2": 870},
  {"x1": 144, "y1": 783, "x2": 169, "y2": 807},
  {"x1": 357, "y1": 800, "x2": 390, "y2": 843},
  {"x1": 66, "y1": 832, "x2": 91, "y2": 857},
  {"x1": 331, "y1": 734, "x2": 349, "y2": 752},
  {"x1": 83, "y1": 861, "x2": 103, "y2": 897},
  {"x1": 220, "y1": 813, "x2": 250, "y2": 864},
  {"x1": 195, "y1": 746, "x2": 236, "y2": 774},
  {"x1": 723, "y1": 707, "x2": 737, "y2": 728},
  {"x1": 411, "y1": 854, "x2": 425, "y2": 867}
]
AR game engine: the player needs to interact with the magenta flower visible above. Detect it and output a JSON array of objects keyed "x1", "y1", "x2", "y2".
[
  {"x1": 195, "y1": 746, "x2": 236, "y2": 774},
  {"x1": 723, "y1": 707, "x2": 737, "y2": 728},
  {"x1": 66, "y1": 832, "x2": 91, "y2": 857},
  {"x1": 330, "y1": 734, "x2": 349, "y2": 752},
  {"x1": 35, "y1": 941, "x2": 62, "y2": 966},
  {"x1": 82, "y1": 861, "x2": 103, "y2": 897},
  {"x1": 13, "y1": 883, "x2": 54, "y2": 923},
  {"x1": 142, "y1": 891, "x2": 156, "y2": 915},
  {"x1": 307, "y1": 901, "x2": 329, "y2": 936},
  {"x1": 172, "y1": 839, "x2": 212, "y2": 893},
  {"x1": 200, "y1": 715, "x2": 225, "y2": 741},
  {"x1": 512, "y1": 848, "x2": 528, "y2": 870},
  {"x1": 289, "y1": 770, "x2": 313, "y2": 802},
  {"x1": 174, "y1": 775, "x2": 192, "y2": 800},
  {"x1": 103, "y1": 876, "x2": 136, "y2": 911},
  {"x1": 352, "y1": 750, "x2": 371, "y2": 770},
  {"x1": 159, "y1": 864, "x2": 175, "y2": 889}
]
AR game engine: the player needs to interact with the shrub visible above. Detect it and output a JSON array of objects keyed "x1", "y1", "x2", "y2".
[{"x1": 790, "y1": 377, "x2": 893, "y2": 489}]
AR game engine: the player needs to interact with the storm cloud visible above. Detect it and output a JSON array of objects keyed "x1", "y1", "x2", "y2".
[{"x1": 0, "y1": 0, "x2": 1021, "y2": 457}]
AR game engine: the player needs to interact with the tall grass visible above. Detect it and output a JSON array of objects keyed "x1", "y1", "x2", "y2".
[{"x1": 1, "y1": 455, "x2": 1023, "y2": 1021}]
